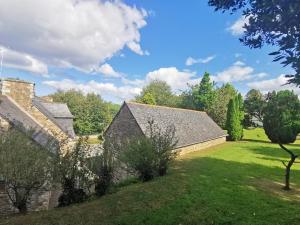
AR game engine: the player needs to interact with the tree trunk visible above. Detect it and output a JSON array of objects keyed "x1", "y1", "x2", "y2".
[
  {"x1": 279, "y1": 143, "x2": 298, "y2": 191},
  {"x1": 17, "y1": 201, "x2": 28, "y2": 214},
  {"x1": 283, "y1": 155, "x2": 297, "y2": 190}
]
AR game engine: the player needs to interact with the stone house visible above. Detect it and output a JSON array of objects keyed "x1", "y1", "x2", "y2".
[
  {"x1": 105, "y1": 102, "x2": 226, "y2": 155},
  {"x1": 0, "y1": 78, "x2": 75, "y2": 214}
]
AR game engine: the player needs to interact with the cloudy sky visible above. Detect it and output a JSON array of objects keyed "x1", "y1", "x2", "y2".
[{"x1": 0, "y1": 0, "x2": 297, "y2": 103}]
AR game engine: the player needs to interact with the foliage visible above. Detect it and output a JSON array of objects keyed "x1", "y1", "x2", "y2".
[
  {"x1": 263, "y1": 90, "x2": 300, "y2": 190},
  {"x1": 51, "y1": 90, "x2": 117, "y2": 135},
  {"x1": 57, "y1": 137, "x2": 91, "y2": 207},
  {"x1": 88, "y1": 141, "x2": 115, "y2": 197},
  {"x1": 263, "y1": 90, "x2": 300, "y2": 144},
  {"x1": 121, "y1": 136, "x2": 156, "y2": 182},
  {"x1": 244, "y1": 89, "x2": 265, "y2": 123},
  {"x1": 208, "y1": 83, "x2": 237, "y2": 128},
  {"x1": 6, "y1": 128, "x2": 300, "y2": 225},
  {"x1": 148, "y1": 120, "x2": 178, "y2": 176},
  {"x1": 192, "y1": 72, "x2": 216, "y2": 111},
  {"x1": 136, "y1": 80, "x2": 179, "y2": 107},
  {"x1": 0, "y1": 129, "x2": 55, "y2": 213},
  {"x1": 139, "y1": 92, "x2": 157, "y2": 105},
  {"x1": 120, "y1": 121, "x2": 178, "y2": 181},
  {"x1": 226, "y1": 95, "x2": 244, "y2": 141},
  {"x1": 208, "y1": 0, "x2": 300, "y2": 86}
]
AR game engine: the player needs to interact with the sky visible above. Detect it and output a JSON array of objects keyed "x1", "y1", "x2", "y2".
[{"x1": 0, "y1": 0, "x2": 298, "y2": 103}]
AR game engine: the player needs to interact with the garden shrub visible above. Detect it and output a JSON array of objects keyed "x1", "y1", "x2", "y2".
[{"x1": 121, "y1": 120, "x2": 178, "y2": 181}]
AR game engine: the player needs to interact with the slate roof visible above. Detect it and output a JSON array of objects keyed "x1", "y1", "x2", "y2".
[
  {"x1": 0, "y1": 95, "x2": 58, "y2": 151},
  {"x1": 33, "y1": 97, "x2": 75, "y2": 138},
  {"x1": 125, "y1": 102, "x2": 226, "y2": 148}
]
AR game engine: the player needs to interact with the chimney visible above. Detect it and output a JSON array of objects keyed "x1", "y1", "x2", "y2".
[{"x1": 0, "y1": 78, "x2": 35, "y2": 111}]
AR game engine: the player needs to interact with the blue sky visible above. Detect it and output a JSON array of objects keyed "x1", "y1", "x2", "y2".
[{"x1": 0, "y1": 0, "x2": 296, "y2": 103}]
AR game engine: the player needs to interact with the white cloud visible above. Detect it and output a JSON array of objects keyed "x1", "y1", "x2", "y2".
[
  {"x1": 96, "y1": 63, "x2": 122, "y2": 78},
  {"x1": 0, "y1": 46, "x2": 48, "y2": 74},
  {"x1": 43, "y1": 79, "x2": 142, "y2": 102},
  {"x1": 247, "y1": 74, "x2": 300, "y2": 95},
  {"x1": 212, "y1": 61, "x2": 254, "y2": 83},
  {"x1": 145, "y1": 67, "x2": 200, "y2": 92},
  {"x1": 0, "y1": 0, "x2": 147, "y2": 73},
  {"x1": 228, "y1": 16, "x2": 249, "y2": 36},
  {"x1": 127, "y1": 41, "x2": 148, "y2": 56},
  {"x1": 186, "y1": 55, "x2": 215, "y2": 66}
]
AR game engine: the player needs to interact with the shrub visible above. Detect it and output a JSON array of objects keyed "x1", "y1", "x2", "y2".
[
  {"x1": 0, "y1": 129, "x2": 56, "y2": 213},
  {"x1": 263, "y1": 90, "x2": 300, "y2": 144},
  {"x1": 120, "y1": 120, "x2": 178, "y2": 181},
  {"x1": 57, "y1": 137, "x2": 91, "y2": 207},
  {"x1": 262, "y1": 90, "x2": 300, "y2": 190},
  {"x1": 121, "y1": 137, "x2": 156, "y2": 182},
  {"x1": 89, "y1": 141, "x2": 115, "y2": 197}
]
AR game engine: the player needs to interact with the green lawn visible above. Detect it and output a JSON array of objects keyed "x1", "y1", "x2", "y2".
[{"x1": 2, "y1": 128, "x2": 300, "y2": 225}]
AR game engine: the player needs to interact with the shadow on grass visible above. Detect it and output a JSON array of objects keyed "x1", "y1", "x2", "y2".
[
  {"x1": 5, "y1": 154, "x2": 300, "y2": 225},
  {"x1": 243, "y1": 138, "x2": 300, "y2": 148}
]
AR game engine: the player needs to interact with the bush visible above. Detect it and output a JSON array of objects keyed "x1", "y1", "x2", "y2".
[
  {"x1": 120, "y1": 120, "x2": 178, "y2": 182},
  {"x1": 57, "y1": 137, "x2": 91, "y2": 207},
  {"x1": 58, "y1": 178, "x2": 87, "y2": 207},
  {"x1": 263, "y1": 90, "x2": 300, "y2": 144}
]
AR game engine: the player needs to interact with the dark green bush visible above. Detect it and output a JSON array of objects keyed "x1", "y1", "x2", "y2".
[
  {"x1": 263, "y1": 90, "x2": 300, "y2": 144},
  {"x1": 58, "y1": 178, "x2": 87, "y2": 207}
]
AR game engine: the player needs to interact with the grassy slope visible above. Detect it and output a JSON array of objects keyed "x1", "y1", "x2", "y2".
[{"x1": 3, "y1": 129, "x2": 300, "y2": 225}]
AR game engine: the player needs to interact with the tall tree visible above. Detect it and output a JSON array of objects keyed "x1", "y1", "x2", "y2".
[
  {"x1": 192, "y1": 72, "x2": 216, "y2": 111},
  {"x1": 208, "y1": 0, "x2": 300, "y2": 86},
  {"x1": 263, "y1": 90, "x2": 300, "y2": 190},
  {"x1": 244, "y1": 89, "x2": 265, "y2": 123},
  {"x1": 226, "y1": 95, "x2": 243, "y2": 141},
  {"x1": 139, "y1": 92, "x2": 157, "y2": 105},
  {"x1": 208, "y1": 83, "x2": 237, "y2": 128},
  {"x1": 136, "y1": 80, "x2": 177, "y2": 107}
]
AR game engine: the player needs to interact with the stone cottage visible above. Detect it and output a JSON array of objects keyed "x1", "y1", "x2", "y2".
[
  {"x1": 0, "y1": 78, "x2": 75, "y2": 214},
  {"x1": 105, "y1": 102, "x2": 226, "y2": 155}
]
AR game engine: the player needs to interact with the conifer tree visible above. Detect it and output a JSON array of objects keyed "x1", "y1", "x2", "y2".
[{"x1": 226, "y1": 95, "x2": 243, "y2": 141}]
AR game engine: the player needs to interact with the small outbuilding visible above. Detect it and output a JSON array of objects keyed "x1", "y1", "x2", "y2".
[{"x1": 105, "y1": 102, "x2": 226, "y2": 155}]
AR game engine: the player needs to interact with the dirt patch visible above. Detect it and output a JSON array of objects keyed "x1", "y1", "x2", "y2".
[{"x1": 250, "y1": 178, "x2": 300, "y2": 202}]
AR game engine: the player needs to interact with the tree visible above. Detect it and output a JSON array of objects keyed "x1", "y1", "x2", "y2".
[
  {"x1": 263, "y1": 90, "x2": 300, "y2": 190},
  {"x1": 136, "y1": 80, "x2": 177, "y2": 107},
  {"x1": 139, "y1": 92, "x2": 156, "y2": 105},
  {"x1": 226, "y1": 96, "x2": 243, "y2": 141},
  {"x1": 51, "y1": 90, "x2": 114, "y2": 135},
  {"x1": 192, "y1": 72, "x2": 216, "y2": 111},
  {"x1": 208, "y1": 0, "x2": 300, "y2": 86},
  {"x1": 208, "y1": 83, "x2": 237, "y2": 128},
  {"x1": 0, "y1": 129, "x2": 55, "y2": 213},
  {"x1": 244, "y1": 89, "x2": 265, "y2": 123}
]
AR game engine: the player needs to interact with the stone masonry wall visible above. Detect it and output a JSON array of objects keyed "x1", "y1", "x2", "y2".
[
  {"x1": 176, "y1": 136, "x2": 226, "y2": 155},
  {"x1": 105, "y1": 104, "x2": 144, "y2": 144},
  {"x1": 0, "y1": 79, "x2": 70, "y2": 215},
  {"x1": 0, "y1": 79, "x2": 34, "y2": 111}
]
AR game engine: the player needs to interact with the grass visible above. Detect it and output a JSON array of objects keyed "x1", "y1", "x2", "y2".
[{"x1": 2, "y1": 128, "x2": 300, "y2": 225}]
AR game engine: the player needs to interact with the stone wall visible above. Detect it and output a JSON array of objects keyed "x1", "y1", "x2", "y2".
[
  {"x1": 176, "y1": 136, "x2": 226, "y2": 155},
  {"x1": 0, "y1": 79, "x2": 70, "y2": 215},
  {"x1": 0, "y1": 79, "x2": 34, "y2": 111},
  {"x1": 105, "y1": 103, "x2": 144, "y2": 144}
]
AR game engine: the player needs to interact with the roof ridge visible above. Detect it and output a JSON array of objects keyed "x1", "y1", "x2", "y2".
[{"x1": 125, "y1": 101, "x2": 206, "y2": 113}]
